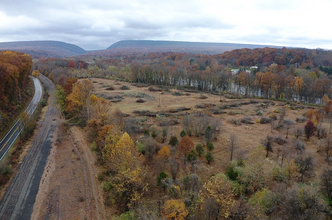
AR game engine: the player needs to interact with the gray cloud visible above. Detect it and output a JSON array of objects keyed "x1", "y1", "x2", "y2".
[{"x1": 0, "y1": 0, "x2": 331, "y2": 50}]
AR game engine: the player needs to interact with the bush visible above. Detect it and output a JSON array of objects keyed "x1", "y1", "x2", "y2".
[
  {"x1": 225, "y1": 162, "x2": 240, "y2": 181},
  {"x1": 157, "y1": 171, "x2": 169, "y2": 186},
  {"x1": 207, "y1": 142, "x2": 214, "y2": 151},
  {"x1": 90, "y1": 141, "x2": 97, "y2": 152},
  {"x1": 137, "y1": 142, "x2": 145, "y2": 154},
  {"x1": 271, "y1": 166, "x2": 286, "y2": 182},
  {"x1": 101, "y1": 181, "x2": 112, "y2": 192},
  {"x1": 273, "y1": 136, "x2": 287, "y2": 145},
  {"x1": 195, "y1": 144, "x2": 205, "y2": 156},
  {"x1": 120, "y1": 85, "x2": 130, "y2": 90},
  {"x1": 168, "y1": 136, "x2": 179, "y2": 147},
  {"x1": 260, "y1": 117, "x2": 271, "y2": 124},
  {"x1": 180, "y1": 130, "x2": 186, "y2": 137},
  {"x1": 144, "y1": 129, "x2": 149, "y2": 136},
  {"x1": 205, "y1": 152, "x2": 214, "y2": 164},
  {"x1": 41, "y1": 100, "x2": 47, "y2": 107},
  {"x1": 187, "y1": 149, "x2": 198, "y2": 162}
]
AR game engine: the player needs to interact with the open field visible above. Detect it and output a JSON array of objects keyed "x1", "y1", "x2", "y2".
[{"x1": 90, "y1": 77, "x2": 328, "y2": 187}]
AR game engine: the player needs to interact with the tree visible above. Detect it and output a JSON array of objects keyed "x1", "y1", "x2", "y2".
[
  {"x1": 229, "y1": 134, "x2": 237, "y2": 161},
  {"x1": 55, "y1": 85, "x2": 66, "y2": 112},
  {"x1": 262, "y1": 136, "x2": 273, "y2": 158},
  {"x1": 31, "y1": 69, "x2": 40, "y2": 77},
  {"x1": 320, "y1": 167, "x2": 332, "y2": 201},
  {"x1": 294, "y1": 139, "x2": 305, "y2": 154},
  {"x1": 206, "y1": 142, "x2": 214, "y2": 151},
  {"x1": 324, "y1": 137, "x2": 332, "y2": 161},
  {"x1": 205, "y1": 125, "x2": 212, "y2": 143},
  {"x1": 169, "y1": 136, "x2": 179, "y2": 148},
  {"x1": 162, "y1": 199, "x2": 188, "y2": 220},
  {"x1": 66, "y1": 79, "x2": 94, "y2": 119},
  {"x1": 295, "y1": 154, "x2": 314, "y2": 182},
  {"x1": 305, "y1": 109, "x2": 323, "y2": 125},
  {"x1": 283, "y1": 184, "x2": 326, "y2": 220},
  {"x1": 201, "y1": 174, "x2": 235, "y2": 219},
  {"x1": 102, "y1": 132, "x2": 148, "y2": 209},
  {"x1": 304, "y1": 120, "x2": 315, "y2": 140},
  {"x1": 178, "y1": 135, "x2": 194, "y2": 156},
  {"x1": 180, "y1": 130, "x2": 186, "y2": 138},
  {"x1": 284, "y1": 119, "x2": 294, "y2": 139},
  {"x1": 205, "y1": 152, "x2": 214, "y2": 164},
  {"x1": 195, "y1": 144, "x2": 205, "y2": 156}
]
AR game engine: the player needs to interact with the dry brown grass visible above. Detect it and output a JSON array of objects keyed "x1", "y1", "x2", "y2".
[{"x1": 91, "y1": 78, "x2": 329, "y2": 212}]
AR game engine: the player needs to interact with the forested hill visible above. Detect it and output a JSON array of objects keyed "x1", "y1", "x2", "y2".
[
  {"x1": 95, "y1": 40, "x2": 281, "y2": 55},
  {"x1": 0, "y1": 41, "x2": 86, "y2": 58}
]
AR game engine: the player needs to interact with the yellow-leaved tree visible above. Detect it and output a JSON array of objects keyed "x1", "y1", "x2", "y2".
[
  {"x1": 201, "y1": 174, "x2": 235, "y2": 219},
  {"x1": 102, "y1": 132, "x2": 148, "y2": 209},
  {"x1": 162, "y1": 199, "x2": 189, "y2": 220}
]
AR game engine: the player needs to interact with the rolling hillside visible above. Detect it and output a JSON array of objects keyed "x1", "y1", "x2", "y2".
[
  {"x1": 100, "y1": 40, "x2": 283, "y2": 55},
  {"x1": 0, "y1": 41, "x2": 86, "y2": 58}
]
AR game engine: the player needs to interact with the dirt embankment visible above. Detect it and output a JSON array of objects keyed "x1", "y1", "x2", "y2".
[{"x1": 32, "y1": 125, "x2": 106, "y2": 220}]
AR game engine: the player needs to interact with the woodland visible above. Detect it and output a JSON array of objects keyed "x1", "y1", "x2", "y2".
[{"x1": 4, "y1": 46, "x2": 332, "y2": 219}]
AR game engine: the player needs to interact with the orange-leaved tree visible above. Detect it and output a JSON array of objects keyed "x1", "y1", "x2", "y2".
[{"x1": 178, "y1": 135, "x2": 194, "y2": 156}]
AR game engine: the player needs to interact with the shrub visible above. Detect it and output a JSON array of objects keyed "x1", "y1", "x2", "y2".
[
  {"x1": 157, "y1": 171, "x2": 169, "y2": 186},
  {"x1": 207, "y1": 142, "x2": 214, "y2": 151},
  {"x1": 273, "y1": 136, "x2": 286, "y2": 145},
  {"x1": 187, "y1": 150, "x2": 198, "y2": 162},
  {"x1": 144, "y1": 129, "x2": 149, "y2": 136},
  {"x1": 120, "y1": 85, "x2": 130, "y2": 90},
  {"x1": 260, "y1": 117, "x2": 271, "y2": 124},
  {"x1": 137, "y1": 142, "x2": 145, "y2": 154},
  {"x1": 225, "y1": 162, "x2": 240, "y2": 181},
  {"x1": 195, "y1": 144, "x2": 205, "y2": 156},
  {"x1": 180, "y1": 130, "x2": 186, "y2": 137},
  {"x1": 205, "y1": 152, "x2": 214, "y2": 164},
  {"x1": 101, "y1": 181, "x2": 112, "y2": 192},
  {"x1": 168, "y1": 136, "x2": 179, "y2": 147}
]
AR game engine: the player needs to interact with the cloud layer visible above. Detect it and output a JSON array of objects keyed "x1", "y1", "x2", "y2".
[{"x1": 0, "y1": 0, "x2": 331, "y2": 50}]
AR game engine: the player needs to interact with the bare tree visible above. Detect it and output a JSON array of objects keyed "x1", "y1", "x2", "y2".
[
  {"x1": 282, "y1": 184, "x2": 326, "y2": 220},
  {"x1": 278, "y1": 109, "x2": 286, "y2": 126},
  {"x1": 320, "y1": 167, "x2": 332, "y2": 200},
  {"x1": 325, "y1": 137, "x2": 332, "y2": 161},
  {"x1": 284, "y1": 119, "x2": 294, "y2": 139},
  {"x1": 295, "y1": 154, "x2": 314, "y2": 182},
  {"x1": 229, "y1": 134, "x2": 238, "y2": 161},
  {"x1": 262, "y1": 136, "x2": 273, "y2": 158},
  {"x1": 294, "y1": 139, "x2": 306, "y2": 154},
  {"x1": 294, "y1": 126, "x2": 304, "y2": 139}
]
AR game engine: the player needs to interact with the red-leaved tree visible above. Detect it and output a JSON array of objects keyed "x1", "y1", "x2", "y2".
[{"x1": 304, "y1": 120, "x2": 315, "y2": 140}]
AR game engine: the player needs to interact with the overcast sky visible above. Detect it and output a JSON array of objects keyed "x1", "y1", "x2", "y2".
[{"x1": 0, "y1": 0, "x2": 331, "y2": 50}]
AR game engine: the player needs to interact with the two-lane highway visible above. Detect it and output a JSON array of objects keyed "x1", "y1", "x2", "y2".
[{"x1": 0, "y1": 76, "x2": 42, "y2": 161}]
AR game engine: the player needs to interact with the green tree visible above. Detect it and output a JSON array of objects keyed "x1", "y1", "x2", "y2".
[{"x1": 55, "y1": 85, "x2": 66, "y2": 112}]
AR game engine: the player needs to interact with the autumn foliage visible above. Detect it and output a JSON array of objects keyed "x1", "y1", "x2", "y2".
[
  {"x1": 304, "y1": 120, "x2": 316, "y2": 140},
  {"x1": 178, "y1": 135, "x2": 194, "y2": 156},
  {"x1": 0, "y1": 51, "x2": 32, "y2": 130},
  {"x1": 162, "y1": 199, "x2": 189, "y2": 220}
]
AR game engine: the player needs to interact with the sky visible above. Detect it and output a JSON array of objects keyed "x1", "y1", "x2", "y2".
[{"x1": 0, "y1": 0, "x2": 332, "y2": 51}]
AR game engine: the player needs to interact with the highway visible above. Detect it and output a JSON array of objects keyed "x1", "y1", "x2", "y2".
[{"x1": 0, "y1": 76, "x2": 42, "y2": 161}]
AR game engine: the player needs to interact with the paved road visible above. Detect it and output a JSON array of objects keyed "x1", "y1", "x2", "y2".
[
  {"x1": 0, "y1": 75, "x2": 60, "y2": 220},
  {"x1": 0, "y1": 76, "x2": 43, "y2": 161}
]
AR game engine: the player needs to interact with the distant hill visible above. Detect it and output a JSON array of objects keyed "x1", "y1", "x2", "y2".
[
  {"x1": 98, "y1": 40, "x2": 283, "y2": 55},
  {"x1": 0, "y1": 41, "x2": 86, "y2": 58}
]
